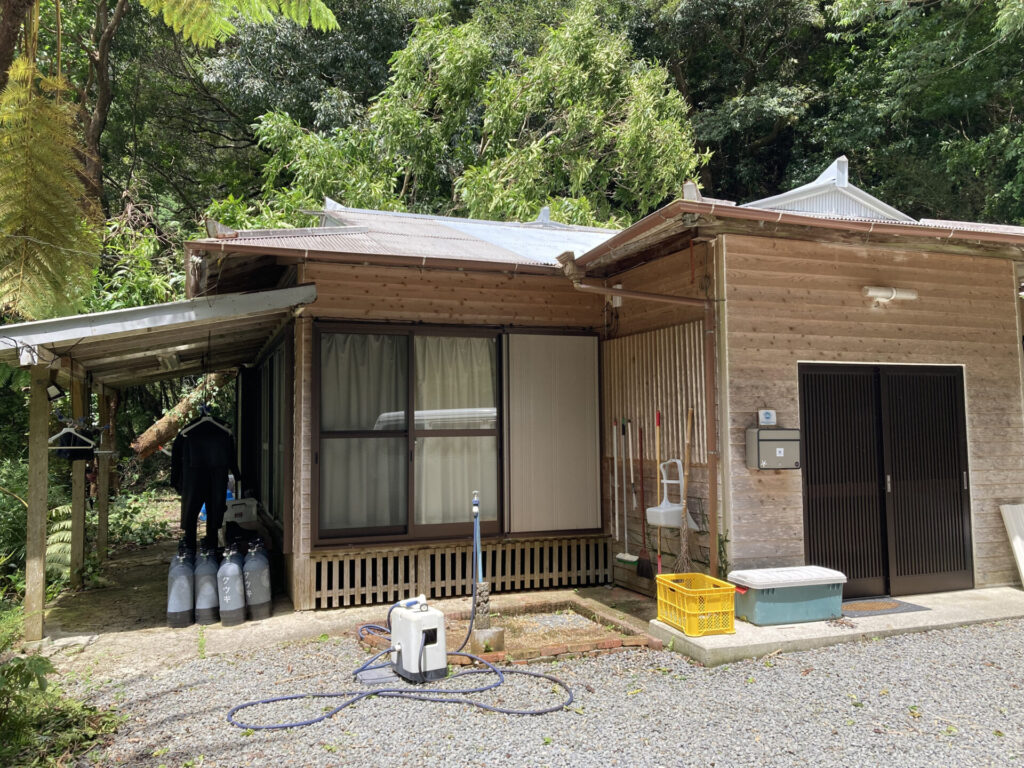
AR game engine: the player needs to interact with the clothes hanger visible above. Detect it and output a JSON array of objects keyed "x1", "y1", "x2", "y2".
[
  {"x1": 180, "y1": 406, "x2": 232, "y2": 436},
  {"x1": 48, "y1": 424, "x2": 96, "y2": 449}
]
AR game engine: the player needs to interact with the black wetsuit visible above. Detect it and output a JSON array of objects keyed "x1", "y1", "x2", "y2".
[{"x1": 171, "y1": 418, "x2": 240, "y2": 552}]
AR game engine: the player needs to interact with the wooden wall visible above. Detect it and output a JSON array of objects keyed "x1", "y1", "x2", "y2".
[
  {"x1": 601, "y1": 242, "x2": 716, "y2": 576},
  {"x1": 612, "y1": 243, "x2": 710, "y2": 335},
  {"x1": 288, "y1": 316, "x2": 315, "y2": 609},
  {"x1": 304, "y1": 262, "x2": 603, "y2": 327},
  {"x1": 721, "y1": 233, "x2": 1024, "y2": 586}
]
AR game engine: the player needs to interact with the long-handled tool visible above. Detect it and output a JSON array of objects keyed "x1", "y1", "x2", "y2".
[
  {"x1": 615, "y1": 420, "x2": 639, "y2": 568},
  {"x1": 622, "y1": 421, "x2": 630, "y2": 540},
  {"x1": 656, "y1": 410, "x2": 662, "y2": 574},
  {"x1": 612, "y1": 419, "x2": 619, "y2": 543},
  {"x1": 674, "y1": 407, "x2": 694, "y2": 573},
  {"x1": 621, "y1": 420, "x2": 628, "y2": 551},
  {"x1": 636, "y1": 426, "x2": 655, "y2": 579}
]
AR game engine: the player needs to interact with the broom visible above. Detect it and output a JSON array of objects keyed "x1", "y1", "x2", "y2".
[{"x1": 636, "y1": 425, "x2": 655, "y2": 579}]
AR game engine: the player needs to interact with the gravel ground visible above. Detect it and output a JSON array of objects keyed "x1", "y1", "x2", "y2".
[{"x1": 67, "y1": 619, "x2": 1024, "y2": 767}]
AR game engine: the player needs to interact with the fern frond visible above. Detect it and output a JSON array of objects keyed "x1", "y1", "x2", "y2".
[
  {"x1": 46, "y1": 503, "x2": 73, "y2": 576},
  {"x1": 140, "y1": 0, "x2": 337, "y2": 47},
  {"x1": 0, "y1": 59, "x2": 99, "y2": 320}
]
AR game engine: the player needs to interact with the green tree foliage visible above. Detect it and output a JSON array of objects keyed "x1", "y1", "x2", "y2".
[
  {"x1": 623, "y1": 0, "x2": 826, "y2": 202},
  {"x1": 794, "y1": 0, "x2": 1024, "y2": 222},
  {"x1": 139, "y1": 0, "x2": 338, "y2": 46},
  {"x1": 203, "y1": 0, "x2": 439, "y2": 130},
  {"x1": 0, "y1": 59, "x2": 99, "y2": 319},
  {"x1": 87, "y1": 210, "x2": 185, "y2": 313},
  {"x1": 250, "y1": 2, "x2": 707, "y2": 226}
]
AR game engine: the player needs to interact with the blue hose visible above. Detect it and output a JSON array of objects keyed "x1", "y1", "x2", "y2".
[
  {"x1": 226, "y1": 651, "x2": 574, "y2": 730},
  {"x1": 226, "y1": 494, "x2": 574, "y2": 730}
]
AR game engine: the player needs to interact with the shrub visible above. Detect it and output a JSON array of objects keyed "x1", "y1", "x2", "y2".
[{"x1": 0, "y1": 603, "x2": 119, "y2": 766}]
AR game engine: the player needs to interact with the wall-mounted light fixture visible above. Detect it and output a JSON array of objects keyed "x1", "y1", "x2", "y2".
[
  {"x1": 863, "y1": 286, "x2": 918, "y2": 304},
  {"x1": 158, "y1": 353, "x2": 181, "y2": 372},
  {"x1": 45, "y1": 381, "x2": 66, "y2": 402}
]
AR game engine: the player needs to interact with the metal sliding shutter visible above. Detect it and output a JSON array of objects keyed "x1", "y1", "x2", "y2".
[{"x1": 507, "y1": 334, "x2": 600, "y2": 533}]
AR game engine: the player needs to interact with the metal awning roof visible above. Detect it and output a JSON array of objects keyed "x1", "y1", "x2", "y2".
[{"x1": 0, "y1": 284, "x2": 316, "y2": 388}]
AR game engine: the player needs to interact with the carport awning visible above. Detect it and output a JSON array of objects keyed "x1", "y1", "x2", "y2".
[{"x1": 0, "y1": 284, "x2": 316, "y2": 388}]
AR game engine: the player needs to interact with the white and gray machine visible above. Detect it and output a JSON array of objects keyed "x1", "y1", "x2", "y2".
[{"x1": 390, "y1": 595, "x2": 447, "y2": 683}]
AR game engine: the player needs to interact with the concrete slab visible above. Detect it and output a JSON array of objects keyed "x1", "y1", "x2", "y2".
[{"x1": 649, "y1": 586, "x2": 1024, "y2": 666}]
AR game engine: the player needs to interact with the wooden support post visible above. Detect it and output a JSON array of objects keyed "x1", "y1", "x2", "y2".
[
  {"x1": 96, "y1": 395, "x2": 111, "y2": 561},
  {"x1": 69, "y1": 378, "x2": 89, "y2": 589},
  {"x1": 25, "y1": 365, "x2": 49, "y2": 642}
]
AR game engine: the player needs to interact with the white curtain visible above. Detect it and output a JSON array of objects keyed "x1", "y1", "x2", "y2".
[
  {"x1": 414, "y1": 336, "x2": 498, "y2": 524},
  {"x1": 415, "y1": 336, "x2": 496, "y2": 418},
  {"x1": 320, "y1": 437, "x2": 406, "y2": 530},
  {"x1": 321, "y1": 334, "x2": 407, "y2": 431},
  {"x1": 415, "y1": 436, "x2": 498, "y2": 524},
  {"x1": 320, "y1": 333, "x2": 408, "y2": 532},
  {"x1": 318, "y1": 333, "x2": 499, "y2": 532}
]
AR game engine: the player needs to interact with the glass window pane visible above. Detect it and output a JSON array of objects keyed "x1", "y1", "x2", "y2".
[
  {"x1": 321, "y1": 333, "x2": 407, "y2": 431},
  {"x1": 320, "y1": 437, "x2": 407, "y2": 532},
  {"x1": 414, "y1": 336, "x2": 496, "y2": 430},
  {"x1": 415, "y1": 436, "x2": 497, "y2": 525}
]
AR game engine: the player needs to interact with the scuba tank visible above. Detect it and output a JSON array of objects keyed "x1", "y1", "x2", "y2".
[
  {"x1": 193, "y1": 547, "x2": 220, "y2": 625},
  {"x1": 217, "y1": 543, "x2": 247, "y2": 626},
  {"x1": 167, "y1": 542, "x2": 195, "y2": 628},
  {"x1": 243, "y1": 539, "x2": 272, "y2": 620}
]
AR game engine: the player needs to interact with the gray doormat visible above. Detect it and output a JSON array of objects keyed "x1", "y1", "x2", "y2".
[{"x1": 842, "y1": 598, "x2": 929, "y2": 617}]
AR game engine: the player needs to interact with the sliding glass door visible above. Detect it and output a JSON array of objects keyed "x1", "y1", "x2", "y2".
[{"x1": 318, "y1": 327, "x2": 499, "y2": 541}]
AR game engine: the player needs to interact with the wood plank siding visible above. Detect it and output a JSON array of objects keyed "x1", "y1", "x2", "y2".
[
  {"x1": 303, "y1": 263, "x2": 603, "y2": 327},
  {"x1": 288, "y1": 263, "x2": 611, "y2": 608},
  {"x1": 601, "y1": 324, "x2": 709, "y2": 571},
  {"x1": 721, "y1": 233, "x2": 1024, "y2": 586},
  {"x1": 600, "y1": 242, "x2": 716, "y2": 574}
]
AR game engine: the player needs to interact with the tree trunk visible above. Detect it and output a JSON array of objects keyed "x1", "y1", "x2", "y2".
[
  {"x1": 81, "y1": 0, "x2": 129, "y2": 204},
  {"x1": 130, "y1": 371, "x2": 237, "y2": 460},
  {"x1": 0, "y1": 0, "x2": 34, "y2": 91}
]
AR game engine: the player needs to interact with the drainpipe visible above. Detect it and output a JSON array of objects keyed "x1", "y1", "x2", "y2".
[{"x1": 556, "y1": 251, "x2": 720, "y2": 577}]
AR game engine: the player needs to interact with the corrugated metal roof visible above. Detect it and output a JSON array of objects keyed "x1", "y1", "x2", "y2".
[
  {"x1": 919, "y1": 219, "x2": 1024, "y2": 236},
  {"x1": 0, "y1": 285, "x2": 316, "y2": 388},
  {"x1": 191, "y1": 204, "x2": 618, "y2": 268}
]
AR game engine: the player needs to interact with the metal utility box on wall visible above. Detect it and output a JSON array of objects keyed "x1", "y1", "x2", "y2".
[{"x1": 746, "y1": 428, "x2": 801, "y2": 470}]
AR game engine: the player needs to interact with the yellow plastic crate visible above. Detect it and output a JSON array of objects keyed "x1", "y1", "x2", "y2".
[{"x1": 656, "y1": 573, "x2": 736, "y2": 637}]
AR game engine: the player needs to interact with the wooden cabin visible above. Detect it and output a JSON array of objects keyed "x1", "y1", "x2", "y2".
[
  {"x1": 6, "y1": 157, "x2": 1024, "y2": 642},
  {"x1": 185, "y1": 158, "x2": 1024, "y2": 607},
  {"x1": 186, "y1": 205, "x2": 621, "y2": 609}
]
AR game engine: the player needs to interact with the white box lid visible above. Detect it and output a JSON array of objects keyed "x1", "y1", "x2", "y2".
[{"x1": 727, "y1": 566, "x2": 847, "y2": 589}]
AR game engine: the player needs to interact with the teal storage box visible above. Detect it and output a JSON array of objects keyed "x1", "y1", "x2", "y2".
[{"x1": 727, "y1": 566, "x2": 846, "y2": 626}]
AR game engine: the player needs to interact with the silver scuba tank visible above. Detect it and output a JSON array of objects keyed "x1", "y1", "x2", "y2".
[
  {"x1": 167, "y1": 547, "x2": 195, "y2": 628},
  {"x1": 217, "y1": 543, "x2": 247, "y2": 626},
  {"x1": 243, "y1": 539, "x2": 272, "y2": 620},
  {"x1": 193, "y1": 547, "x2": 220, "y2": 625}
]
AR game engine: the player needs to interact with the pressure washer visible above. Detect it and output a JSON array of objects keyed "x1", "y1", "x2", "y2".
[{"x1": 226, "y1": 491, "x2": 575, "y2": 730}]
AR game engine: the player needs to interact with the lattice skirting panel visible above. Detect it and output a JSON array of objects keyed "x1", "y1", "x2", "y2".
[{"x1": 312, "y1": 535, "x2": 612, "y2": 609}]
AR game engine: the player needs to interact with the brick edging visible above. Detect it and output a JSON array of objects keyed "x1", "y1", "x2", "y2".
[{"x1": 355, "y1": 613, "x2": 663, "y2": 666}]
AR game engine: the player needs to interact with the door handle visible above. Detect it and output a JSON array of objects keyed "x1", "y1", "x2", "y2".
[
  {"x1": 886, "y1": 474, "x2": 892, "y2": 493},
  {"x1": 963, "y1": 471, "x2": 968, "y2": 491}
]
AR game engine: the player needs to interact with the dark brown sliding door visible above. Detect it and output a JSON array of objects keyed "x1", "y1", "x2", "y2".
[
  {"x1": 880, "y1": 368, "x2": 973, "y2": 594},
  {"x1": 800, "y1": 365, "x2": 888, "y2": 597},
  {"x1": 800, "y1": 364, "x2": 972, "y2": 598}
]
